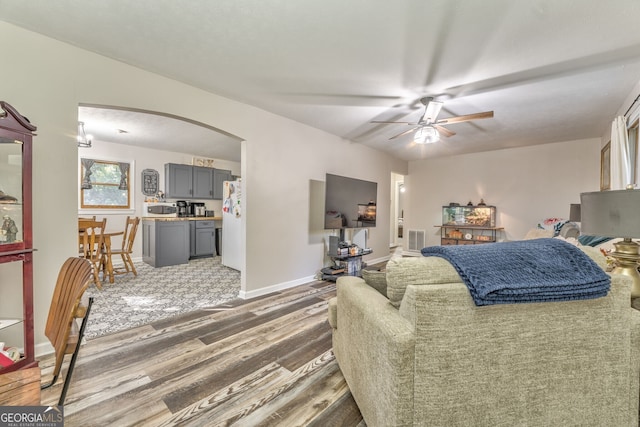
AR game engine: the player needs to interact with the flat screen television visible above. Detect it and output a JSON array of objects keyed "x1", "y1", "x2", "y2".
[{"x1": 324, "y1": 173, "x2": 377, "y2": 229}]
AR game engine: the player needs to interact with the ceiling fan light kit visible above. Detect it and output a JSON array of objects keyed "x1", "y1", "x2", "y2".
[{"x1": 414, "y1": 126, "x2": 439, "y2": 144}]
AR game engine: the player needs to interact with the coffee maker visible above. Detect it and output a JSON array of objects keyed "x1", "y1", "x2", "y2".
[
  {"x1": 190, "y1": 202, "x2": 206, "y2": 217},
  {"x1": 176, "y1": 200, "x2": 189, "y2": 217}
]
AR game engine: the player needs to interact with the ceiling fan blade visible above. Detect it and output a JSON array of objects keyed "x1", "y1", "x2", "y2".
[
  {"x1": 389, "y1": 127, "x2": 419, "y2": 140},
  {"x1": 421, "y1": 100, "x2": 444, "y2": 123},
  {"x1": 371, "y1": 120, "x2": 418, "y2": 125},
  {"x1": 433, "y1": 124, "x2": 455, "y2": 137},
  {"x1": 436, "y1": 111, "x2": 494, "y2": 125}
]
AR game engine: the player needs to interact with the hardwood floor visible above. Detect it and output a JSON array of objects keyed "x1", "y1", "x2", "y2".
[{"x1": 39, "y1": 280, "x2": 366, "y2": 426}]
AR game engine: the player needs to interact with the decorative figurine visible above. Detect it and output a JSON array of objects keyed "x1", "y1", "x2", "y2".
[{"x1": 1, "y1": 215, "x2": 18, "y2": 242}]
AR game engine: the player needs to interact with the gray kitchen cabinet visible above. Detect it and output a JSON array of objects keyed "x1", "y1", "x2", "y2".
[
  {"x1": 190, "y1": 220, "x2": 215, "y2": 258},
  {"x1": 142, "y1": 219, "x2": 190, "y2": 267},
  {"x1": 165, "y1": 163, "x2": 193, "y2": 198},
  {"x1": 193, "y1": 166, "x2": 214, "y2": 199},
  {"x1": 213, "y1": 168, "x2": 232, "y2": 200},
  {"x1": 166, "y1": 163, "x2": 227, "y2": 200}
]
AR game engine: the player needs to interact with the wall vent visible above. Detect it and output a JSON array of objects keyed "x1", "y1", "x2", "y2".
[{"x1": 407, "y1": 229, "x2": 426, "y2": 252}]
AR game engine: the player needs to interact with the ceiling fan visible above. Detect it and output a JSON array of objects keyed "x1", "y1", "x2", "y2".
[{"x1": 371, "y1": 97, "x2": 494, "y2": 144}]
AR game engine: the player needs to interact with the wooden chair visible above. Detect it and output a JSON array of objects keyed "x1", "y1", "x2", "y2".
[
  {"x1": 105, "y1": 216, "x2": 140, "y2": 278},
  {"x1": 80, "y1": 218, "x2": 106, "y2": 290},
  {"x1": 78, "y1": 216, "x2": 97, "y2": 256},
  {"x1": 40, "y1": 257, "x2": 94, "y2": 406}
]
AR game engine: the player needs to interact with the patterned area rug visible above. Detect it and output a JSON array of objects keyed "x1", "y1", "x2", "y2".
[{"x1": 84, "y1": 257, "x2": 240, "y2": 339}]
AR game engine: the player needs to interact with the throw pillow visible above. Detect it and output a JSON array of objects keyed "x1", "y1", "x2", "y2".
[{"x1": 361, "y1": 269, "x2": 388, "y2": 298}]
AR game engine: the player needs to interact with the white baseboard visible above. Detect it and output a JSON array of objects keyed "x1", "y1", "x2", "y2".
[
  {"x1": 240, "y1": 254, "x2": 394, "y2": 299},
  {"x1": 35, "y1": 341, "x2": 54, "y2": 358},
  {"x1": 239, "y1": 275, "x2": 317, "y2": 299}
]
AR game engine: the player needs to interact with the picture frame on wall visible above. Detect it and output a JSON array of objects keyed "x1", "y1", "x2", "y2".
[{"x1": 600, "y1": 141, "x2": 611, "y2": 191}]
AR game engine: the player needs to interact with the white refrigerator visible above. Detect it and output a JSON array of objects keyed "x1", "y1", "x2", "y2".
[{"x1": 221, "y1": 179, "x2": 242, "y2": 270}]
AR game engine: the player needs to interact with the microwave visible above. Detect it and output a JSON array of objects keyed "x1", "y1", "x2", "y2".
[{"x1": 143, "y1": 202, "x2": 178, "y2": 217}]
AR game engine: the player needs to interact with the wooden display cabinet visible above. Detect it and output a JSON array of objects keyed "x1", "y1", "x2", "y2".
[
  {"x1": 437, "y1": 205, "x2": 503, "y2": 245},
  {"x1": 0, "y1": 101, "x2": 38, "y2": 383}
]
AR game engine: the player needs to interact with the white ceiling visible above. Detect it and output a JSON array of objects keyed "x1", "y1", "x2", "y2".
[{"x1": 2, "y1": 0, "x2": 640, "y2": 162}]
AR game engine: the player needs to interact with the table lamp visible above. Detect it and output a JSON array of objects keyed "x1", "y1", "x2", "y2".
[
  {"x1": 569, "y1": 203, "x2": 581, "y2": 222},
  {"x1": 580, "y1": 188, "x2": 640, "y2": 298}
]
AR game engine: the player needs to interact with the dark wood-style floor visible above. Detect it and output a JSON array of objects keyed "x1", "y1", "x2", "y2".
[{"x1": 39, "y1": 280, "x2": 366, "y2": 426}]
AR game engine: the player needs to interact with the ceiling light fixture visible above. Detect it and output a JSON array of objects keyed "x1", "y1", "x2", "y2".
[
  {"x1": 77, "y1": 121, "x2": 92, "y2": 148},
  {"x1": 414, "y1": 126, "x2": 440, "y2": 144}
]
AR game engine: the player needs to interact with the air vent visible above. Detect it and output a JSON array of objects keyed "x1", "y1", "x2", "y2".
[{"x1": 407, "y1": 229, "x2": 426, "y2": 252}]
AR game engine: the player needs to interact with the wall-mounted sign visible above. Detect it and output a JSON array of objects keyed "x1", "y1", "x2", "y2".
[
  {"x1": 192, "y1": 156, "x2": 215, "y2": 168},
  {"x1": 141, "y1": 169, "x2": 159, "y2": 196}
]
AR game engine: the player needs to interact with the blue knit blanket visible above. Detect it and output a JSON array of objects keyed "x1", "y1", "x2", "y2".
[{"x1": 421, "y1": 238, "x2": 610, "y2": 306}]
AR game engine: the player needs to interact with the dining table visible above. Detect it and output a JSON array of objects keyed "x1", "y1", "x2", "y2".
[{"x1": 78, "y1": 227, "x2": 123, "y2": 284}]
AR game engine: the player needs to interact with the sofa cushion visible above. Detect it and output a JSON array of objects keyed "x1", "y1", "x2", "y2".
[
  {"x1": 361, "y1": 269, "x2": 388, "y2": 297},
  {"x1": 578, "y1": 245, "x2": 608, "y2": 270},
  {"x1": 524, "y1": 228, "x2": 554, "y2": 240},
  {"x1": 386, "y1": 256, "x2": 463, "y2": 307}
]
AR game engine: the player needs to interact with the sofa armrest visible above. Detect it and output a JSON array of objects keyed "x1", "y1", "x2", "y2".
[{"x1": 332, "y1": 276, "x2": 415, "y2": 427}]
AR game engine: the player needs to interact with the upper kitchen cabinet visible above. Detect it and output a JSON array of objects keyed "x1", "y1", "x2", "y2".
[
  {"x1": 165, "y1": 163, "x2": 193, "y2": 198},
  {"x1": 165, "y1": 163, "x2": 232, "y2": 200},
  {"x1": 193, "y1": 166, "x2": 214, "y2": 199},
  {"x1": 213, "y1": 168, "x2": 232, "y2": 200}
]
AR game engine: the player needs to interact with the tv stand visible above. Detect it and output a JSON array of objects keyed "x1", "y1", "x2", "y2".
[{"x1": 322, "y1": 248, "x2": 373, "y2": 282}]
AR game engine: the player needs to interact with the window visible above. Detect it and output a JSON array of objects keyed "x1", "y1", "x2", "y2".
[{"x1": 80, "y1": 158, "x2": 131, "y2": 209}]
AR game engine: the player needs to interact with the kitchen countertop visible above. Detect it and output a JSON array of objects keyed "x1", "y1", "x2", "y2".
[{"x1": 142, "y1": 216, "x2": 223, "y2": 222}]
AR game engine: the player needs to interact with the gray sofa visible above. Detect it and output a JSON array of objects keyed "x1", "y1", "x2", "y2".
[{"x1": 329, "y1": 249, "x2": 640, "y2": 426}]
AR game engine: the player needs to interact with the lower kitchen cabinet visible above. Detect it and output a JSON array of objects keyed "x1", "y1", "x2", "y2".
[
  {"x1": 190, "y1": 220, "x2": 216, "y2": 258},
  {"x1": 142, "y1": 220, "x2": 190, "y2": 267}
]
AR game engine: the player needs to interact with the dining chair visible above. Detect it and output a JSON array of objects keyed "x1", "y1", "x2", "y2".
[
  {"x1": 40, "y1": 257, "x2": 94, "y2": 406},
  {"x1": 106, "y1": 216, "x2": 140, "y2": 278},
  {"x1": 78, "y1": 216, "x2": 97, "y2": 256},
  {"x1": 80, "y1": 218, "x2": 107, "y2": 290}
]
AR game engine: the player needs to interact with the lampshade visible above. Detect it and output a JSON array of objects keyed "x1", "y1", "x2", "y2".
[
  {"x1": 580, "y1": 189, "x2": 640, "y2": 237},
  {"x1": 569, "y1": 203, "x2": 581, "y2": 222},
  {"x1": 414, "y1": 126, "x2": 439, "y2": 144}
]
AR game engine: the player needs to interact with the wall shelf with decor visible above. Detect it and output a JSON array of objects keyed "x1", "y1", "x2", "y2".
[{"x1": 437, "y1": 204, "x2": 503, "y2": 245}]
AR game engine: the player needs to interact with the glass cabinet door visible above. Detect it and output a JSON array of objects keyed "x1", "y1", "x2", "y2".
[{"x1": 0, "y1": 136, "x2": 23, "y2": 247}]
